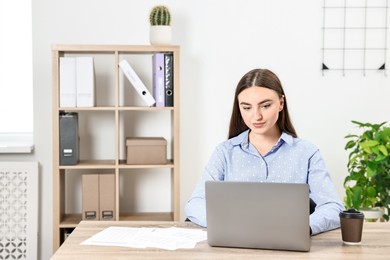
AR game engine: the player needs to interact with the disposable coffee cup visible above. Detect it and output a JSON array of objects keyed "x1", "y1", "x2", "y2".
[{"x1": 339, "y1": 209, "x2": 364, "y2": 245}]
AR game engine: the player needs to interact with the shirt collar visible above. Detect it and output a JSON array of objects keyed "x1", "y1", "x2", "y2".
[
  {"x1": 230, "y1": 129, "x2": 295, "y2": 147},
  {"x1": 230, "y1": 130, "x2": 250, "y2": 147},
  {"x1": 280, "y1": 132, "x2": 294, "y2": 146}
]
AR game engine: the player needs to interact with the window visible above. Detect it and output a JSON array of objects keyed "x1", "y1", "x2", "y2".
[{"x1": 0, "y1": 0, "x2": 33, "y2": 153}]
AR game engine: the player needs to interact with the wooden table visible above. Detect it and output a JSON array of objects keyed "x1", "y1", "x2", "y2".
[{"x1": 51, "y1": 221, "x2": 390, "y2": 259}]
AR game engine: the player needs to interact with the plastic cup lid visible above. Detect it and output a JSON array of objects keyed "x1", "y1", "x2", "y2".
[{"x1": 339, "y1": 208, "x2": 364, "y2": 219}]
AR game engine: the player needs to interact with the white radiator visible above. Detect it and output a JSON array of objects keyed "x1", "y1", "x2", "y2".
[{"x1": 0, "y1": 162, "x2": 38, "y2": 260}]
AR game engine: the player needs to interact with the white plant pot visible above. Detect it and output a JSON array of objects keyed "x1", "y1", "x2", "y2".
[
  {"x1": 150, "y1": 26, "x2": 172, "y2": 45},
  {"x1": 360, "y1": 208, "x2": 384, "y2": 222}
]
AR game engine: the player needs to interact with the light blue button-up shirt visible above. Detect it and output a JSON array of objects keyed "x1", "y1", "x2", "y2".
[{"x1": 185, "y1": 130, "x2": 345, "y2": 235}]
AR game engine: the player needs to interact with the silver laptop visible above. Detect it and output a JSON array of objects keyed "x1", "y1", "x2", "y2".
[{"x1": 205, "y1": 181, "x2": 311, "y2": 252}]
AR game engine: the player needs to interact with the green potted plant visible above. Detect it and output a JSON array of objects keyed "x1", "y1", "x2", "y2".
[
  {"x1": 344, "y1": 120, "x2": 390, "y2": 221},
  {"x1": 149, "y1": 5, "x2": 172, "y2": 45}
]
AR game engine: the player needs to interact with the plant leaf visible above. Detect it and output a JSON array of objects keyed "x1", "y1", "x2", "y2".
[
  {"x1": 366, "y1": 164, "x2": 376, "y2": 178},
  {"x1": 378, "y1": 145, "x2": 388, "y2": 156},
  {"x1": 351, "y1": 186, "x2": 362, "y2": 209},
  {"x1": 345, "y1": 188, "x2": 353, "y2": 208},
  {"x1": 351, "y1": 120, "x2": 365, "y2": 127},
  {"x1": 366, "y1": 186, "x2": 377, "y2": 197},
  {"x1": 362, "y1": 146, "x2": 372, "y2": 154},
  {"x1": 345, "y1": 140, "x2": 357, "y2": 150},
  {"x1": 375, "y1": 153, "x2": 386, "y2": 162},
  {"x1": 360, "y1": 140, "x2": 379, "y2": 148}
]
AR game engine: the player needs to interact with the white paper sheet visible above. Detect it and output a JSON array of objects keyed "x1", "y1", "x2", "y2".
[{"x1": 81, "y1": 226, "x2": 207, "y2": 250}]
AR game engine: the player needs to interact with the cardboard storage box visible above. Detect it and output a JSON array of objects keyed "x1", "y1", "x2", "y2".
[
  {"x1": 82, "y1": 174, "x2": 99, "y2": 220},
  {"x1": 126, "y1": 137, "x2": 167, "y2": 165}
]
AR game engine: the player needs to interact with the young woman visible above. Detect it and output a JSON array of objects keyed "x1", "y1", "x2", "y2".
[{"x1": 185, "y1": 68, "x2": 345, "y2": 235}]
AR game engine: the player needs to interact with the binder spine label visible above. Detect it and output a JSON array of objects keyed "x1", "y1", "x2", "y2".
[{"x1": 164, "y1": 53, "x2": 174, "y2": 107}]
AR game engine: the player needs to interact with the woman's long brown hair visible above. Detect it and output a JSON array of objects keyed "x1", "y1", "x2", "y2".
[{"x1": 228, "y1": 69, "x2": 297, "y2": 139}]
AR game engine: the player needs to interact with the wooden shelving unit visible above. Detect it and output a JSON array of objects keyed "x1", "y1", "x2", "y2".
[{"x1": 52, "y1": 45, "x2": 180, "y2": 251}]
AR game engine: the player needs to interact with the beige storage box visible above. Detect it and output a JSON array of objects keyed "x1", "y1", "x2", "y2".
[
  {"x1": 126, "y1": 137, "x2": 167, "y2": 165},
  {"x1": 82, "y1": 174, "x2": 99, "y2": 220}
]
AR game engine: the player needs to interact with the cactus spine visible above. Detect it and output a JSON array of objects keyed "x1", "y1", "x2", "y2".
[{"x1": 149, "y1": 5, "x2": 171, "y2": 26}]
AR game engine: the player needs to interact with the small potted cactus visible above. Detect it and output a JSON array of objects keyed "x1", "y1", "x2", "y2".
[{"x1": 149, "y1": 5, "x2": 172, "y2": 45}]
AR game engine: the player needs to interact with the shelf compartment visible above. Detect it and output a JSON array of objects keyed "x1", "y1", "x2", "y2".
[
  {"x1": 59, "y1": 213, "x2": 82, "y2": 228},
  {"x1": 59, "y1": 52, "x2": 117, "y2": 107},
  {"x1": 119, "y1": 168, "x2": 173, "y2": 216}
]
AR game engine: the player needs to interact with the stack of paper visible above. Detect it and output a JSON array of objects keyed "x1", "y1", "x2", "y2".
[{"x1": 81, "y1": 226, "x2": 207, "y2": 250}]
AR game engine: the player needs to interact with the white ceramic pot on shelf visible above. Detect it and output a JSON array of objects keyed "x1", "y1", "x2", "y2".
[{"x1": 149, "y1": 26, "x2": 172, "y2": 45}]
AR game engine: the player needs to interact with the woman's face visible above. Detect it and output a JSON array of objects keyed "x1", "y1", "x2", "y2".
[{"x1": 238, "y1": 86, "x2": 284, "y2": 136}]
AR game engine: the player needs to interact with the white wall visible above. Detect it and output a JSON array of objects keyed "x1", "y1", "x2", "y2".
[{"x1": 29, "y1": 0, "x2": 389, "y2": 259}]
